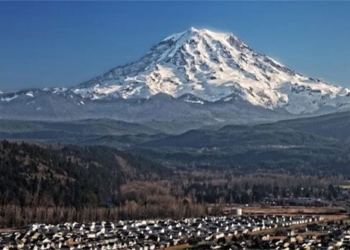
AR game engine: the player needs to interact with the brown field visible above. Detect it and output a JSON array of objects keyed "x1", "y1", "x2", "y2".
[
  {"x1": 240, "y1": 205, "x2": 347, "y2": 216},
  {"x1": 165, "y1": 244, "x2": 190, "y2": 250},
  {"x1": 0, "y1": 228, "x2": 20, "y2": 233}
]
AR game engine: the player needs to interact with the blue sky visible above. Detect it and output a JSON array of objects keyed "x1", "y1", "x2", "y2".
[{"x1": 0, "y1": 1, "x2": 349, "y2": 92}]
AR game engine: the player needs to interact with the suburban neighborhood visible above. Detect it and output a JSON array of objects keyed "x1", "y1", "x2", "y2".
[{"x1": 2, "y1": 214, "x2": 350, "y2": 249}]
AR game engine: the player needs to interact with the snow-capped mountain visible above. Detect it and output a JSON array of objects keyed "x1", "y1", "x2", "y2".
[
  {"x1": 0, "y1": 27, "x2": 350, "y2": 125},
  {"x1": 72, "y1": 27, "x2": 350, "y2": 115}
]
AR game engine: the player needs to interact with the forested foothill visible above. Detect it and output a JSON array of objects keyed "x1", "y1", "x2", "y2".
[{"x1": 0, "y1": 137, "x2": 348, "y2": 228}]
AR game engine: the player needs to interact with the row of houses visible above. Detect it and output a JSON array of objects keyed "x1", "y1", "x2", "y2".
[
  {"x1": 0, "y1": 215, "x2": 323, "y2": 250},
  {"x1": 246, "y1": 223, "x2": 350, "y2": 250}
]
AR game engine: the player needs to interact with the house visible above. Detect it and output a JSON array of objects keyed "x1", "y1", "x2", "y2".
[{"x1": 287, "y1": 230, "x2": 295, "y2": 237}]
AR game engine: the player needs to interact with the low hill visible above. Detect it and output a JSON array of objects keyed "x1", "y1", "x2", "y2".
[
  {"x1": 131, "y1": 112, "x2": 350, "y2": 174},
  {"x1": 0, "y1": 140, "x2": 171, "y2": 207},
  {"x1": 2, "y1": 111, "x2": 350, "y2": 175}
]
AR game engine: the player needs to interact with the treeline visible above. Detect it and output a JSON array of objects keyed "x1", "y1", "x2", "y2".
[
  {"x1": 118, "y1": 172, "x2": 344, "y2": 206},
  {"x1": 181, "y1": 173, "x2": 342, "y2": 204},
  {"x1": 0, "y1": 203, "x2": 206, "y2": 228},
  {"x1": 1, "y1": 172, "x2": 341, "y2": 227}
]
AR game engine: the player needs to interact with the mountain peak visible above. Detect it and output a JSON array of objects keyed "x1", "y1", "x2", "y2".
[
  {"x1": 162, "y1": 27, "x2": 202, "y2": 43},
  {"x1": 189, "y1": 26, "x2": 199, "y2": 32},
  {"x1": 69, "y1": 27, "x2": 350, "y2": 114},
  {"x1": 163, "y1": 27, "x2": 232, "y2": 42},
  {"x1": 2, "y1": 27, "x2": 350, "y2": 124},
  {"x1": 0, "y1": 27, "x2": 343, "y2": 117}
]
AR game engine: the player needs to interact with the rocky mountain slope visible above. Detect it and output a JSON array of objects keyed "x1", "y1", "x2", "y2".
[{"x1": 1, "y1": 27, "x2": 349, "y2": 124}]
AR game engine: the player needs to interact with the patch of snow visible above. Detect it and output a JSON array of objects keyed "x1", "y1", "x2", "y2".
[
  {"x1": 163, "y1": 30, "x2": 187, "y2": 42},
  {"x1": 26, "y1": 100, "x2": 35, "y2": 105},
  {"x1": 1, "y1": 95, "x2": 18, "y2": 102},
  {"x1": 26, "y1": 91, "x2": 34, "y2": 97},
  {"x1": 52, "y1": 87, "x2": 68, "y2": 94},
  {"x1": 183, "y1": 99, "x2": 204, "y2": 105}
]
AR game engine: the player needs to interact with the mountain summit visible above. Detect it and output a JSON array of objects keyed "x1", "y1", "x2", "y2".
[
  {"x1": 1, "y1": 28, "x2": 350, "y2": 124},
  {"x1": 72, "y1": 27, "x2": 350, "y2": 114}
]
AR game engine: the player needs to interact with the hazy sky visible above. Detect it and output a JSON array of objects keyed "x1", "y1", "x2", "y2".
[{"x1": 0, "y1": 1, "x2": 349, "y2": 92}]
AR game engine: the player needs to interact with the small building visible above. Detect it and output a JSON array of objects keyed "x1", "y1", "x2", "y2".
[{"x1": 231, "y1": 208, "x2": 242, "y2": 216}]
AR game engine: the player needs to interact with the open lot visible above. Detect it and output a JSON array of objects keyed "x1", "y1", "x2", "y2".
[{"x1": 240, "y1": 205, "x2": 347, "y2": 216}]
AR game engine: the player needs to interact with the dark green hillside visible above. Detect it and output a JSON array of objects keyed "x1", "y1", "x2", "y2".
[
  {"x1": 272, "y1": 111, "x2": 350, "y2": 140},
  {"x1": 77, "y1": 133, "x2": 167, "y2": 149},
  {"x1": 2, "y1": 111, "x2": 350, "y2": 175},
  {"x1": 217, "y1": 111, "x2": 350, "y2": 140},
  {"x1": 128, "y1": 111, "x2": 350, "y2": 172},
  {"x1": 0, "y1": 119, "x2": 160, "y2": 135},
  {"x1": 0, "y1": 119, "x2": 161, "y2": 145},
  {"x1": 0, "y1": 140, "x2": 171, "y2": 207},
  {"x1": 133, "y1": 124, "x2": 350, "y2": 174}
]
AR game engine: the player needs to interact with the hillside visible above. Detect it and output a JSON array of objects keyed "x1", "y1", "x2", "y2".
[
  {"x1": 1, "y1": 111, "x2": 350, "y2": 175},
  {"x1": 132, "y1": 126, "x2": 349, "y2": 173},
  {"x1": 0, "y1": 141, "x2": 171, "y2": 207},
  {"x1": 129, "y1": 111, "x2": 350, "y2": 173}
]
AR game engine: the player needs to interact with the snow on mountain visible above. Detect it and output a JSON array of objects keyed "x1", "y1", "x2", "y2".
[
  {"x1": 1, "y1": 95, "x2": 18, "y2": 102},
  {"x1": 1, "y1": 27, "x2": 350, "y2": 124},
  {"x1": 71, "y1": 27, "x2": 350, "y2": 115}
]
